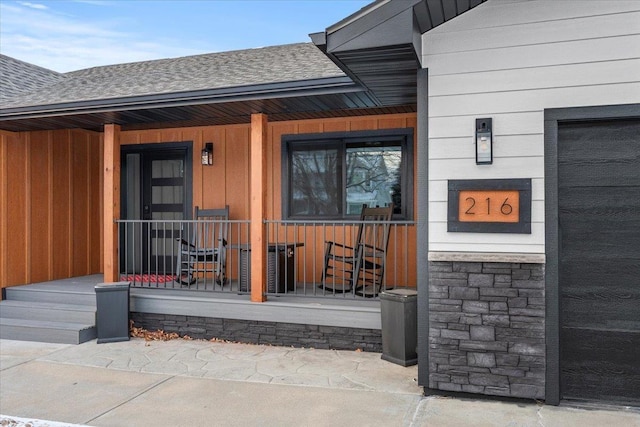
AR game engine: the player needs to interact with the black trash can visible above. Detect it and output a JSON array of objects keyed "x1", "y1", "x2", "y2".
[
  {"x1": 380, "y1": 289, "x2": 418, "y2": 366},
  {"x1": 95, "y1": 281, "x2": 130, "y2": 344}
]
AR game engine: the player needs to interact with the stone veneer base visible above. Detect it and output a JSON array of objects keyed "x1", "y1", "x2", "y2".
[
  {"x1": 428, "y1": 261, "x2": 545, "y2": 400},
  {"x1": 131, "y1": 312, "x2": 382, "y2": 352}
]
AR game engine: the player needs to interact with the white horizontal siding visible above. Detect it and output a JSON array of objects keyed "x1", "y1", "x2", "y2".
[
  {"x1": 430, "y1": 0, "x2": 640, "y2": 35},
  {"x1": 425, "y1": 35, "x2": 640, "y2": 76},
  {"x1": 428, "y1": 242, "x2": 545, "y2": 254},
  {"x1": 430, "y1": 112, "x2": 544, "y2": 138},
  {"x1": 429, "y1": 157, "x2": 545, "y2": 181},
  {"x1": 430, "y1": 222, "x2": 544, "y2": 242},
  {"x1": 424, "y1": 6, "x2": 640, "y2": 55},
  {"x1": 423, "y1": 0, "x2": 640, "y2": 254},
  {"x1": 429, "y1": 224, "x2": 545, "y2": 254},
  {"x1": 429, "y1": 59, "x2": 640, "y2": 97},
  {"x1": 430, "y1": 83, "x2": 640, "y2": 117},
  {"x1": 430, "y1": 134, "x2": 544, "y2": 160}
]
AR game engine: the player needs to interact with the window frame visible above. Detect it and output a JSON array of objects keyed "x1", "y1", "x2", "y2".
[{"x1": 282, "y1": 128, "x2": 414, "y2": 220}]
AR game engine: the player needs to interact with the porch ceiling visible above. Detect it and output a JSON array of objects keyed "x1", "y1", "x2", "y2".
[{"x1": 0, "y1": 77, "x2": 418, "y2": 132}]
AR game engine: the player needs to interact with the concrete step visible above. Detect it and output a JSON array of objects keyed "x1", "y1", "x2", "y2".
[
  {"x1": 0, "y1": 300, "x2": 96, "y2": 324},
  {"x1": 0, "y1": 317, "x2": 96, "y2": 344},
  {"x1": 5, "y1": 287, "x2": 96, "y2": 306}
]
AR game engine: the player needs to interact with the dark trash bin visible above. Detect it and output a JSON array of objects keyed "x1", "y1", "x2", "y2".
[
  {"x1": 95, "y1": 281, "x2": 130, "y2": 344},
  {"x1": 380, "y1": 288, "x2": 417, "y2": 366}
]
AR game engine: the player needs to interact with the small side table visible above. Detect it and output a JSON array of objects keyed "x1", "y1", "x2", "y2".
[{"x1": 235, "y1": 243, "x2": 304, "y2": 293}]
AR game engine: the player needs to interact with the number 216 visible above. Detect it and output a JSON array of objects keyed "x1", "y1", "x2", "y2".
[{"x1": 464, "y1": 197, "x2": 513, "y2": 215}]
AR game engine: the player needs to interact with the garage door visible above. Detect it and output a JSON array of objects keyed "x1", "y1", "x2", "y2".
[{"x1": 558, "y1": 118, "x2": 640, "y2": 406}]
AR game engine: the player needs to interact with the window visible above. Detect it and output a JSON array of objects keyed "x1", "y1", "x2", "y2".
[{"x1": 283, "y1": 129, "x2": 413, "y2": 219}]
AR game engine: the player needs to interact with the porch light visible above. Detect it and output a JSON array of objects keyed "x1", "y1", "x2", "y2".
[
  {"x1": 475, "y1": 118, "x2": 492, "y2": 165},
  {"x1": 201, "y1": 142, "x2": 213, "y2": 165}
]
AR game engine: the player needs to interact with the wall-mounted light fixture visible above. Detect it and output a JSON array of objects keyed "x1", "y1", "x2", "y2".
[
  {"x1": 201, "y1": 142, "x2": 213, "y2": 165},
  {"x1": 475, "y1": 118, "x2": 493, "y2": 165}
]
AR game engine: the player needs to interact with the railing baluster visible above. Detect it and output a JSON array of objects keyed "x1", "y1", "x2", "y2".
[
  {"x1": 171, "y1": 220, "x2": 176, "y2": 290},
  {"x1": 120, "y1": 221, "x2": 125, "y2": 281},
  {"x1": 138, "y1": 222, "x2": 142, "y2": 287},
  {"x1": 321, "y1": 222, "x2": 326, "y2": 297}
]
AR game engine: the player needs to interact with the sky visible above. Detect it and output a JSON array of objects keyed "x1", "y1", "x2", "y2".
[{"x1": 0, "y1": 0, "x2": 372, "y2": 73}]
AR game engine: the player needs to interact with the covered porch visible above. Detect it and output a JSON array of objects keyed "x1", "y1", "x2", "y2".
[
  {"x1": 1, "y1": 109, "x2": 418, "y2": 346},
  {"x1": 1, "y1": 15, "x2": 424, "y2": 347}
]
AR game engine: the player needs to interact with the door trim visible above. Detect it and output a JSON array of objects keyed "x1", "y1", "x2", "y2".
[{"x1": 544, "y1": 103, "x2": 640, "y2": 405}]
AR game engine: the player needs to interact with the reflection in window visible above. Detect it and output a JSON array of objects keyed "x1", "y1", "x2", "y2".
[
  {"x1": 290, "y1": 148, "x2": 339, "y2": 216},
  {"x1": 346, "y1": 147, "x2": 401, "y2": 215}
]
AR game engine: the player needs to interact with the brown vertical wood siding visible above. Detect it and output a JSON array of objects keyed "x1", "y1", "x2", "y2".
[
  {"x1": 1, "y1": 113, "x2": 417, "y2": 293},
  {"x1": 0, "y1": 129, "x2": 102, "y2": 295},
  {"x1": 121, "y1": 124, "x2": 252, "y2": 220},
  {"x1": 120, "y1": 113, "x2": 416, "y2": 223}
]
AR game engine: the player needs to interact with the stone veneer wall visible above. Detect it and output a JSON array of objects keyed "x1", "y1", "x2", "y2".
[
  {"x1": 131, "y1": 313, "x2": 382, "y2": 352},
  {"x1": 428, "y1": 261, "x2": 545, "y2": 399}
]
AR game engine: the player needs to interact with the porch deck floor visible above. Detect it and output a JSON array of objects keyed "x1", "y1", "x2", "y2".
[
  {"x1": 11, "y1": 275, "x2": 377, "y2": 302},
  {"x1": 9, "y1": 275, "x2": 105, "y2": 293},
  {"x1": 6, "y1": 275, "x2": 382, "y2": 330}
]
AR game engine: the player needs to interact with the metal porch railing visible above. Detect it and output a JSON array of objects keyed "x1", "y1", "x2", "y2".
[
  {"x1": 117, "y1": 219, "x2": 250, "y2": 292},
  {"x1": 265, "y1": 220, "x2": 416, "y2": 298},
  {"x1": 116, "y1": 219, "x2": 416, "y2": 299}
]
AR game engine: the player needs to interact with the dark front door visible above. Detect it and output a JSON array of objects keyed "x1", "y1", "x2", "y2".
[
  {"x1": 122, "y1": 144, "x2": 192, "y2": 276},
  {"x1": 558, "y1": 118, "x2": 640, "y2": 405},
  {"x1": 142, "y1": 151, "x2": 187, "y2": 274}
]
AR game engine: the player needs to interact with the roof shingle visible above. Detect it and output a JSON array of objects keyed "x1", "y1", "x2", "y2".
[
  {"x1": 1, "y1": 43, "x2": 345, "y2": 109},
  {"x1": 0, "y1": 54, "x2": 66, "y2": 103}
]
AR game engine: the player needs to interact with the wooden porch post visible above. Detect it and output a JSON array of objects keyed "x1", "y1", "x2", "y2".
[
  {"x1": 103, "y1": 124, "x2": 121, "y2": 282},
  {"x1": 250, "y1": 113, "x2": 268, "y2": 302},
  {"x1": 0, "y1": 130, "x2": 9, "y2": 294}
]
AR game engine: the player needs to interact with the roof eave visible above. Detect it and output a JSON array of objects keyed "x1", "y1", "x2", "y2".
[
  {"x1": 313, "y1": 0, "x2": 488, "y2": 107},
  {"x1": 0, "y1": 76, "x2": 362, "y2": 121}
]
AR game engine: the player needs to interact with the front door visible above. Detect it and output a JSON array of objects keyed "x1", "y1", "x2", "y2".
[{"x1": 121, "y1": 143, "x2": 192, "y2": 277}]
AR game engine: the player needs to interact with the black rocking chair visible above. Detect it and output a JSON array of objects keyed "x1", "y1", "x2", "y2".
[
  {"x1": 176, "y1": 206, "x2": 229, "y2": 286},
  {"x1": 321, "y1": 204, "x2": 393, "y2": 297}
]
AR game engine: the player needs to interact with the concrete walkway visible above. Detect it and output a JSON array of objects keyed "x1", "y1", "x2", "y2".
[{"x1": 1, "y1": 338, "x2": 638, "y2": 427}]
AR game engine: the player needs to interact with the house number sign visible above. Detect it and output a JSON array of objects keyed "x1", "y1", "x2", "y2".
[
  {"x1": 459, "y1": 190, "x2": 519, "y2": 223},
  {"x1": 448, "y1": 179, "x2": 531, "y2": 233}
]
